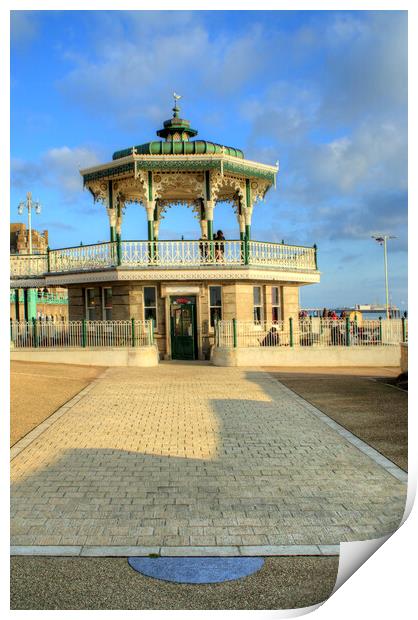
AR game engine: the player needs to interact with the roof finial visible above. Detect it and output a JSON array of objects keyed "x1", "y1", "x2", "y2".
[{"x1": 173, "y1": 92, "x2": 181, "y2": 117}]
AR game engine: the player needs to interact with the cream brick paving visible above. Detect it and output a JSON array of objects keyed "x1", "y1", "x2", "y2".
[{"x1": 11, "y1": 365, "x2": 406, "y2": 547}]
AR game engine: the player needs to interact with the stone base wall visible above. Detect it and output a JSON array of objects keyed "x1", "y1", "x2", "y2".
[
  {"x1": 212, "y1": 345, "x2": 401, "y2": 367},
  {"x1": 66, "y1": 279, "x2": 303, "y2": 359},
  {"x1": 10, "y1": 346, "x2": 159, "y2": 367}
]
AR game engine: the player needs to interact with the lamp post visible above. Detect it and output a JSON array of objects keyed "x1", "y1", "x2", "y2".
[
  {"x1": 18, "y1": 192, "x2": 41, "y2": 254},
  {"x1": 372, "y1": 234, "x2": 397, "y2": 319}
]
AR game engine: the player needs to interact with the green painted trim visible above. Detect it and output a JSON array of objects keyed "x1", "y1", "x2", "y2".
[
  {"x1": 110, "y1": 226, "x2": 116, "y2": 242},
  {"x1": 244, "y1": 238, "x2": 249, "y2": 265},
  {"x1": 131, "y1": 318, "x2": 136, "y2": 347},
  {"x1": 83, "y1": 162, "x2": 135, "y2": 183},
  {"x1": 346, "y1": 317, "x2": 351, "y2": 346},
  {"x1": 27, "y1": 289, "x2": 37, "y2": 321},
  {"x1": 225, "y1": 161, "x2": 275, "y2": 183},
  {"x1": 116, "y1": 233, "x2": 122, "y2": 266},
  {"x1": 132, "y1": 158, "x2": 275, "y2": 183},
  {"x1": 245, "y1": 224, "x2": 251, "y2": 241},
  {"x1": 232, "y1": 318, "x2": 238, "y2": 348},
  {"x1": 113, "y1": 140, "x2": 244, "y2": 160},
  {"x1": 148, "y1": 171, "x2": 153, "y2": 201},
  {"x1": 289, "y1": 317, "x2": 294, "y2": 347},
  {"x1": 402, "y1": 317, "x2": 407, "y2": 343},
  {"x1": 150, "y1": 319, "x2": 155, "y2": 345},
  {"x1": 82, "y1": 319, "x2": 87, "y2": 348},
  {"x1": 207, "y1": 220, "x2": 214, "y2": 260},
  {"x1": 32, "y1": 318, "x2": 38, "y2": 348},
  {"x1": 23, "y1": 289, "x2": 29, "y2": 321},
  {"x1": 14, "y1": 289, "x2": 20, "y2": 321},
  {"x1": 245, "y1": 178, "x2": 251, "y2": 209},
  {"x1": 147, "y1": 221, "x2": 154, "y2": 242},
  {"x1": 207, "y1": 220, "x2": 213, "y2": 240},
  {"x1": 240, "y1": 231, "x2": 245, "y2": 241},
  {"x1": 205, "y1": 170, "x2": 210, "y2": 200},
  {"x1": 108, "y1": 180, "x2": 113, "y2": 207},
  {"x1": 313, "y1": 244, "x2": 318, "y2": 270}
]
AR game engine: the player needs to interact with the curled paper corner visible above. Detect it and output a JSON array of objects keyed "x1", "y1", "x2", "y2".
[
  {"x1": 332, "y1": 534, "x2": 391, "y2": 594},
  {"x1": 262, "y1": 601, "x2": 324, "y2": 619},
  {"x1": 330, "y1": 472, "x2": 414, "y2": 598}
]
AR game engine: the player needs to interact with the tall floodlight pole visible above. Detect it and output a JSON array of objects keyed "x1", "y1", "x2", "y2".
[
  {"x1": 18, "y1": 192, "x2": 42, "y2": 254},
  {"x1": 372, "y1": 234, "x2": 397, "y2": 318}
]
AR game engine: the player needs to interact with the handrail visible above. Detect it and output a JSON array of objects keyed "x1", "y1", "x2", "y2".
[{"x1": 10, "y1": 239, "x2": 318, "y2": 278}]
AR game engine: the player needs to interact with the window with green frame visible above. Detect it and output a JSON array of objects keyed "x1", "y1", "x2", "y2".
[
  {"x1": 144, "y1": 286, "x2": 157, "y2": 327},
  {"x1": 253, "y1": 286, "x2": 263, "y2": 323},
  {"x1": 271, "y1": 286, "x2": 282, "y2": 322},
  {"x1": 209, "y1": 286, "x2": 222, "y2": 327}
]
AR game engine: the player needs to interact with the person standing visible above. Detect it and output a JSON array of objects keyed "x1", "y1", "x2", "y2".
[
  {"x1": 214, "y1": 230, "x2": 225, "y2": 262},
  {"x1": 199, "y1": 233, "x2": 208, "y2": 263}
]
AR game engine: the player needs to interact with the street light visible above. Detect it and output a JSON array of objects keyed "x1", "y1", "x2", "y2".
[
  {"x1": 371, "y1": 234, "x2": 397, "y2": 319},
  {"x1": 17, "y1": 192, "x2": 42, "y2": 254}
]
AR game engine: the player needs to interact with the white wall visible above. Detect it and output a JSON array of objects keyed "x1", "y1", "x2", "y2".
[{"x1": 212, "y1": 345, "x2": 401, "y2": 367}]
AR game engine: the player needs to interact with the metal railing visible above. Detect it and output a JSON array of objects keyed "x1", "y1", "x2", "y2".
[
  {"x1": 10, "y1": 240, "x2": 317, "y2": 278},
  {"x1": 215, "y1": 318, "x2": 408, "y2": 348},
  {"x1": 10, "y1": 319, "x2": 154, "y2": 348},
  {"x1": 49, "y1": 242, "x2": 118, "y2": 273},
  {"x1": 10, "y1": 254, "x2": 48, "y2": 278},
  {"x1": 10, "y1": 291, "x2": 69, "y2": 304},
  {"x1": 248, "y1": 241, "x2": 316, "y2": 270}
]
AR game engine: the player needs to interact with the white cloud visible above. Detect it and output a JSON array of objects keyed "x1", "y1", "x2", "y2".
[
  {"x1": 56, "y1": 15, "x2": 274, "y2": 129},
  {"x1": 11, "y1": 146, "x2": 100, "y2": 197}
]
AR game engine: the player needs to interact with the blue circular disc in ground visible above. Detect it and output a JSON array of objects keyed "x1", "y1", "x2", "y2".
[{"x1": 128, "y1": 556, "x2": 265, "y2": 584}]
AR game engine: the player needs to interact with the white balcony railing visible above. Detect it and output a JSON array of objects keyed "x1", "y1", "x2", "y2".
[
  {"x1": 10, "y1": 319, "x2": 154, "y2": 348},
  {"x1": 10, "y1": 240, "x2": 318, "y2": 278},
  {"x1": 49, "y1": 242, "x2": 118, "y2": 273},
  {"x1": 249, "y1": 241, "x2": 316, "y2": 270},
  {"x1": 215, "y1": 318, "x2": 408, "y2": 348}
]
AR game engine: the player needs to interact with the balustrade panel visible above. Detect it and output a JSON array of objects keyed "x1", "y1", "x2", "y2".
[
  {"x1": 49, "y1": 242, "x2": 117, "y2": 273},
  {"x1": 10, "y1": 255, "x2": 48, "y2": 278}
]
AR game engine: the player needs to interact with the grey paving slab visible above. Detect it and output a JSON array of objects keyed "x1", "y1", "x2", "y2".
[
  {"x1": 11, "y1": 365, "x2": 407, "y2": 550},
  {"x1": 81, "y1": 546, "x2": 160, "y2": 557}
]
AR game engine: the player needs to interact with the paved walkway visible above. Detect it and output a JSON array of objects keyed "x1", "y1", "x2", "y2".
[{"x1": 11, "y1": 365, "x2": 406, "y2": 549}]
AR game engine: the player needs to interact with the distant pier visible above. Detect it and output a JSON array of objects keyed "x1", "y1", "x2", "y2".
[{"x1": 302, "y1": 304, "x2": 403, "y2": 318}]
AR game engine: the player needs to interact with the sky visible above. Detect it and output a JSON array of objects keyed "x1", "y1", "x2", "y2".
[{"x1": 10, "y1": 9, "x2": 408, "y2": 309}]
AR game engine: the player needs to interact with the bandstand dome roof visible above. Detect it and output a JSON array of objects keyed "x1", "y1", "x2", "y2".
[{"x1": 112, "y1": 102, "x2": 244, "y2": 161}]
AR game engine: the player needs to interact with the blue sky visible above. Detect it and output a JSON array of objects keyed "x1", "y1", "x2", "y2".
[{"x1": 10, "y1": 10, "x2": 408, "y2": 309}]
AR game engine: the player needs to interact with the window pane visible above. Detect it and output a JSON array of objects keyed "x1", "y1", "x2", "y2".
[
  {"x1": 210, "y1": 306, "x2": 222, "y2": 327},
  {"x1": 144, "y1": 286, "x2": 156, "y2": 307},
  {"x1": 253, "y1": 287, "x2": 261, "y2": 305},
  {"x1": 272, "y1": 306, "x2": 280, "y2": 322},
  {"x1": 87, "y1": 307, "x2": 97, "y2": 321},
  {"x1": 105, "y1": 308, "x2": 112, "y2": 321},
  {"x1": 144, "y1": 307, "x2": 157, "y2": 323},
  {"x1": 254, "y1": 306, "x2": 262, "y2": 322},
  {"x1": 87, "y1": 289, "x2": 95, "y2": 306},
  {"x1": 103, "y1": 288, "x2": 112, "y2": 307},
  {"x1": 210, "y1": 286, "x2": 222, "y2": 307},
  {"x1": 272, "y1": 287, "x2": 279, "y2": 305}
]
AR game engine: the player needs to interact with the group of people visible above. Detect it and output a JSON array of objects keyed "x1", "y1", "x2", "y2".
[
  {"x1": 299, "y1": 308, "x2": 345, "y2": 320},
  {"x1": 199, "y1": 230, "x2": 226, "y2": 262}
]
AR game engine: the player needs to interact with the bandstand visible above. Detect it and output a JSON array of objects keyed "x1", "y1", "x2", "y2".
[{"x1": 10, "y1": 100, "x2": 320, "y2": 360}]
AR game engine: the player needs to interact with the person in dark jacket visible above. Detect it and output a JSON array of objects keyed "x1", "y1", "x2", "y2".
[
  {"x1": 261, "y1": 326, "x2": 280, "y2": 346},
  {"x1": 214, "y1": 230, "x2": 225, "y2": 262}
]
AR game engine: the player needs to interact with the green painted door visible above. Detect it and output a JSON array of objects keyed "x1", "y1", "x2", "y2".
[{"x1": 170, "y1": 296, "x2": 197, "y2": 360}]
